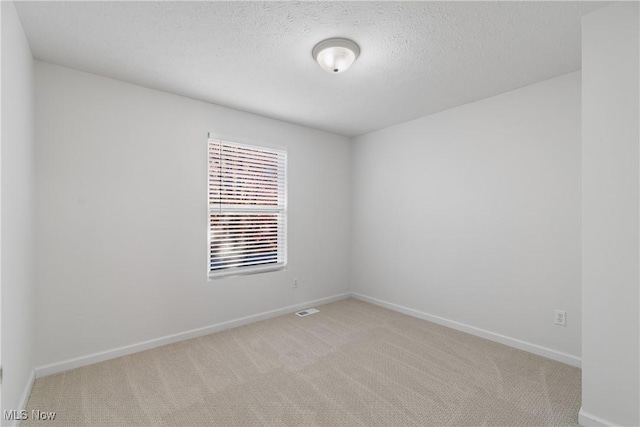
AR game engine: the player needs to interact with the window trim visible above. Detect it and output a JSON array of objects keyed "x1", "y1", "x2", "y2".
[{"x1": 207, "y1": 136, "x2": 287, "y2": 279}]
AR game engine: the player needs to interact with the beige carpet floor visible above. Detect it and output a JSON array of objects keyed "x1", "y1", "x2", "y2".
[{"x1": 24, "y1": 298, "x2": 581, "y2": 426}]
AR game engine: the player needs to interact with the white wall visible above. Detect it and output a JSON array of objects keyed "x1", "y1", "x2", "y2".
[
  {"x1": 351, "y1": 72, "x2": 582, "y2": 363},
  {"x1": 581, "y1": 3, "x2": 639, "y2": 426},
  {"x1": 34, "y1": 62, "x2": 351, "y2": 369},
  {"x1": 1, "y1": 1, "x2": 36, "y2": 424}
]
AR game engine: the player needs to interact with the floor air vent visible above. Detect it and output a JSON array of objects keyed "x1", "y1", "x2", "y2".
[{"x1": 295, "y1": 308, "x2": 319, "y2": 317}]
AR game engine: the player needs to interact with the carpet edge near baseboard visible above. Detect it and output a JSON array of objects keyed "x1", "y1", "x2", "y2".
[
  {"x1": 351, "y1": 292, "x2": 582, "y2": 368},
  {"x1": 578, "y1": 406, "x2": 616, "y2": 426},
  {"x1": 35, "y1": 291, "x2": 581, "y2": 379},
  {"x1": 34, "y1": 293, "x2": 351, "y2": 379}
]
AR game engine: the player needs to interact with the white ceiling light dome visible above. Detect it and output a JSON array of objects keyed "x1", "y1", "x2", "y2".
[{"x1": 312, "y1": 38, "x2": 360, "y2": 74}]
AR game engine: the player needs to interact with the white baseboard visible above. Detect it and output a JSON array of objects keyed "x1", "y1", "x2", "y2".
[
  {"x1": 351, "y1": 292, "x2": 582, "y2": 368},
  {"x1": 12, "y1": 369, "x2": 36, "y2": 427},
  {"x1": 34, "y1": 291, "x2": 581, "y2": 378},
  {"x1": 35, "y1": 293, "x2": 350, "y2": 378},
  {"x1": 578, "y1": 407, "x2": 614, "y2": 426}
]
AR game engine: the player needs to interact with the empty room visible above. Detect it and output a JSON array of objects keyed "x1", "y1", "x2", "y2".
[{"x1": 2, "y1": 1, "x2": 639, "y2": 426}]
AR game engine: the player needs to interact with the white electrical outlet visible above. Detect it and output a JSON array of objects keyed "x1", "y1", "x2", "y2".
[
  {"x1": 554, "y1": 310, "x2": 566, "y2": 326},
  {"x1": 293, "y1": 277, "x2": 299, "y2": 288}
]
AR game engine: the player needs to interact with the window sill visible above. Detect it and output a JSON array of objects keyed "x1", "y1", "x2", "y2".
[{"x1": 208, "y1": 263, "x2": 286, "y2": 280}]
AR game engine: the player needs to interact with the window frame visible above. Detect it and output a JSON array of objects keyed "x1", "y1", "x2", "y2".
[{"x1": 207, "y1": 136, "x2": 287, "y2": 279}]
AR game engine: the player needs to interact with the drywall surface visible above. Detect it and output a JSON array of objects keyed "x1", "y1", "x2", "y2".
[
  {"x1": 351, "y1": 72, "x2": 581, "y2": 360},
  {"x1": 15, "y1": 2, "x2": 604, "y2": 137},
  {"x1": 1, "y1": 1, "x2": 36, "y2": 423},
  {"x1": 34, "y1": 62, "x2": 351, "y2": 368},
  {"x1": 581, "y1": 3, "x2": 639, "y2": 426}
]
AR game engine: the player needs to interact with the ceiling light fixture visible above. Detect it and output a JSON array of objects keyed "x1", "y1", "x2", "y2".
[{"x1": 312, "y1": 38, "x2": 360, "y2": 74}]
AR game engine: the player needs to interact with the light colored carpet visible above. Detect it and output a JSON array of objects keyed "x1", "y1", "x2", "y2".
[{"x1": 24, "y1": 298, "x2": 581, "y2": 426}]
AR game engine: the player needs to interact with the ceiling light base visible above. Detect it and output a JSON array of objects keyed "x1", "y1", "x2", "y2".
[{"x1": 312, "y1": 38, "x2": 360, "y2": 74}]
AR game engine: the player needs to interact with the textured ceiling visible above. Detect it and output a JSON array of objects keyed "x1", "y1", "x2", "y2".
[{"x1": 16, "y1": 1, "x2": 607, "y2": 137}]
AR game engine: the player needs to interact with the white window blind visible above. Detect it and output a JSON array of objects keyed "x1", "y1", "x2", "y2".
[{"x1": 208, "y1": 138, "x2": 287, "y2": 277}]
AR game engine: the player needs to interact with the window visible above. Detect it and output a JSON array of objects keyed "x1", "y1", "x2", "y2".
[{"x1": 208, "y1": 137, "x2": 287, "y2": 277}]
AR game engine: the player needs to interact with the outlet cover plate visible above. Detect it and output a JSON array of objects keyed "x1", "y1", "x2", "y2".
[{"x1": 554, "y1": 309, "x2": 567, "y2": 326}]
